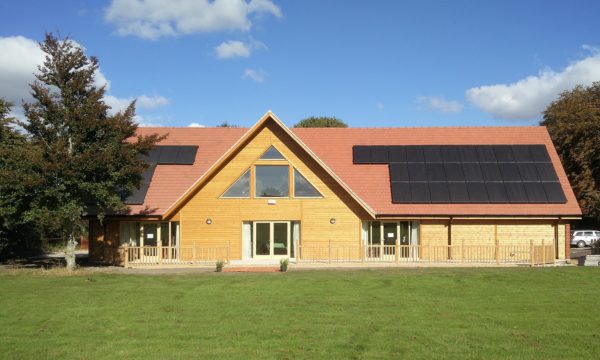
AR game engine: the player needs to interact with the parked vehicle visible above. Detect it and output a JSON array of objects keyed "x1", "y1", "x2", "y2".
[{"x1": 570, "y1": 230, "x2": 600, "y2": 248}]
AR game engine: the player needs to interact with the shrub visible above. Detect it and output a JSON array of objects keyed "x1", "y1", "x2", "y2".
[
  {"x1": 280, "y1": 258, "x2": 289, "y2": 272},
  {"x1": 215, "y1": 260, "x2": 224, "y2": 272}
]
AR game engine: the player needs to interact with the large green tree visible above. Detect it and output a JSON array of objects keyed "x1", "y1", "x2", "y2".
[
  {"x1": 541, "y1": 82, "x2": 600, "y2": 221},
  {"x1": 19, "y1": 33, "x2": 163, "y2": 268},
  {"x1": 293, "y1": 116, "x2": 348, "y2": 128},
  {"x1": 0, "y1": 99, "x2": 44, "y2": 257}
]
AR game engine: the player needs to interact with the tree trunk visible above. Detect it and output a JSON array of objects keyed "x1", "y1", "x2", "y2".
[{"x1": 65, "y1": 234, "x2": 77, "y2": 270}]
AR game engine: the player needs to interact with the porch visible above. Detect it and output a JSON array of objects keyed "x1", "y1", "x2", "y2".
[{"x1": 122, "y1": 240, "x2": 557, "y2": 267}]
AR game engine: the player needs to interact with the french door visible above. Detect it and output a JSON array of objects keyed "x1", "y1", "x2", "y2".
[{"x1": 253, "y1": 221, "x2": 290, "y2": 258}]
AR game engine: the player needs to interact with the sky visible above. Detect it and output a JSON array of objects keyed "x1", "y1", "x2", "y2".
[{"x1": 1, "y1": 0, "x2": 600, "y2": 128}]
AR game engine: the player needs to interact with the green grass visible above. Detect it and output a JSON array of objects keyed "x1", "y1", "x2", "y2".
[{"x1": 0, "y1": 268, "x2": 598, "y2": 359}]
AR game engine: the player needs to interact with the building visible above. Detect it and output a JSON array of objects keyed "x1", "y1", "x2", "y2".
[{"x1": 88, "y1": 112, "x2": 581, "y2": 266}]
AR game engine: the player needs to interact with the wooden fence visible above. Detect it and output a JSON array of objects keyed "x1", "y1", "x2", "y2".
[
  {"x1": 124, "y1": 242, "x2": 230, "y2": 267},
  {"x1": 298, "y1": 239, "x2": 556, "y2": 266}
]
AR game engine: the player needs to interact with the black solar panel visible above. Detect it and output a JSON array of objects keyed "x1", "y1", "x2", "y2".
[
  {"x1": 467, "y1": 182, "x2": 488, "y2": 203},
  {"x1": 389, "y1": 163, "x2": 409, "y2": 181},
  {"x1": 429, "y1": 182, "x2": 450, "y2": 203},
  {"x1": 426, "y1": 163, "x2": 446, "y2": 181},
  {"x1": 407, "y1": 163, "x2": 427, "y2": 181},
  {"x1": 125, "y1": 164, "x2": 157, "y2": 204},
  {"x1": 391, "y1": 182, "x2": 411, "y2": 203},
  {"x1": 158, "y1": 146, "x2": 179, "y2": 164},
  {"x1": 410, "y1": 182, "x2": 430, "y2": 203},
  {"x1": 448, "y1": 182, "x2": 469, "y2": 202},
  {"x1": 176, "y1": 146, "x2": 198, "y2": 164},
  {"x1": 356, "y1": 144, "x2": 566, "y2": 204},
  {"x1": 353, "y1": 146, "x2": 371, "y2": 163},
  {"x1": 370, "y1": 146, "x2": 389, "y2": 163},
  {"x1": 388, "y1": 146, "x2": 407, "y2": 162}
]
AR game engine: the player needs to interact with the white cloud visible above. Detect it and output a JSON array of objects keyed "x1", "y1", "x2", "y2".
[
  {"x1": 188, "y1": 122, "x2": 206, "y2": 127},
  {"x1": 418, "y1": 96, "x2": 463, "y2": 114},
  {"x1": 105, "y1": 0, "x2": 282, "y2": 40},
  {"x1": 0, "y1": 35, "x2": 167, "y2": 117},
  {"x1": 215, "y1": 40, "x2": 251, "y2": 59},
  {"x1": 242, "y1": 68, "x2": 266, "y2": 83},
  {"x1": 466, "y1": 46, "x2": 600, "y2": 119}
]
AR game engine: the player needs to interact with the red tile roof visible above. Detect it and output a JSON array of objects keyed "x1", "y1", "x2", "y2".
[{"x1": 130, "y1": 125, "x2": 581, "y2": 218}]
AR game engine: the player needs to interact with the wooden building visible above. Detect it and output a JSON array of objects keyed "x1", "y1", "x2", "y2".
[{"x1": 88, "y1": 112, "x2": 581, "y2": 266}]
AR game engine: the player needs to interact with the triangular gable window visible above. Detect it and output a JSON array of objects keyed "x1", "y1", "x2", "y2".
[
  {"x1": 259, "y1": 146, "x2": 285, "y2": 160},
  {"x1": 222, "y1": 169, "x2": 250, "y2": 198},
  {"x1": 294, "y1": 169, "x2": 322, "y2": 198}
]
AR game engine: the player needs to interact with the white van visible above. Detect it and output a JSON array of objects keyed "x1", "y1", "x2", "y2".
[{"x1": 570, "y1": 230, "x2": 600, "y2": 248}]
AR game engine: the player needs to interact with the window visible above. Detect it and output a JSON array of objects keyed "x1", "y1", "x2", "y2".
[
  {"x1": 222, "y1": 169, "x2": 250, "y2": 198},
  {"x1": 259, "y1": 146, "x2": 285, "y2": 160},
  {"x1": 293, "y1": 169, "x2": 322, "y2": 197},
  {"x1": 255, "y1": 165, "x2": 289, "y2": 197}
]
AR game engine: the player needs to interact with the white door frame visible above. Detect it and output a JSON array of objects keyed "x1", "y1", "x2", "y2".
[{"x1": 252, "y1": 221, "x2": 291, "y2": 259}]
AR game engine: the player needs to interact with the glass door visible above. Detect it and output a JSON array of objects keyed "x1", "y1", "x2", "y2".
[
  {"x1": 142, "y1": 223, "x2": 157, "y2": 258},
  {"x1": 253, "y1": 222, "x2": 290, "y2": 258},
  {"x1": 383, "y1": 222, "x2": 398, "y2": 259}
]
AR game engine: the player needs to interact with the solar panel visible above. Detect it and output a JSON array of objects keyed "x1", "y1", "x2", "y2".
[
  {"x1": 535, "y1": 163, "x2": 559, "y2": 181},
  {"x1": 441, "y1": 146, "x2": 461, "y2": 162},
  {"x1": 530, "y1": 145, "x2": 551, "y2": 162},
  {"x1": 389, "y1": 163, "x2": 409, "y2": 181},
  {"x1": 467, "y1": 182, "x2": 489, "y2": 203},
  {"x1": 462, "y1": 163, "x2": 484, "y2": 181},
  {"x1": 406, "y1": 146, "x2": 424, "y2": 162},
  {"x1": 523, "y1": 182, "x2": 547, "y2": 203},
  {"x1": 125, "y1": 164, "x2": 157, "y2": 204},
  {"x1": 517, "y1": 163, "x2": 540, "y2": 181},
  {"x1": 407, "y1": 163, "x2": 427, "y2": 181},
  {"x1": 511, "y1": 145, "x2": 534, "y2": 162},
  {"x1": 423, "y1": 146, "x2": 442, "y2": 162},
  {"x1": 477, "y1": 147, "x2": 497, "y2": 162},
  {"x1": 370, "y1": 146, "x2": 389, "y2": 163},
  {"x1": 543, "y1": 182, "x2": 567, "y2": 203},
  {"x1": 444, "y1": 163, "x2": 464, "y2": 181},
  {"x1": 480, "y1": 163, "x2": 502, "y2": 181},
  {"x1": 429, "y1": 182, "x2": 450, "y2": 203},
  {"x1": 352, "y1": 146, "x2": 371, "y2": 164},
  {"x1": 388, "y1": 146, "x2": 407, "y2": 162},
  {"x1": 459, "y1": 146, "x2": 479, "y2": 162},
  {"x1": 356, "y1": 144, "x2": 566, "y2": 204},
  {"x1": 505, "y1": 182, "x2": 528, "y2": 203},
  {"x1": 175, "y1": 146, "x2": 198, "y2": 164},
  {"x1": 391, "y1": 182, "x2": 411, "y2": 203},
  {"x1": 158, "y1": 146, "x2": 180, "y2": 164},
  {"x1": 448, "y1": 182, "x2": 469, "y2": 202},
  {"x1": 410, "y1": 182, "x2": 430, "y2": 203},
  {"x1": 485, "y1": 182, "x2": 508, "y2": 203},
  {"x1": 493, "y1": 145, "x2": 514, "y2": 162},
  {"x1": 498, "y1": 163, "x2": 521, "y2": 182},
  {"x1": 426, "y1": 163, "x2": 446, "y2": 181}
]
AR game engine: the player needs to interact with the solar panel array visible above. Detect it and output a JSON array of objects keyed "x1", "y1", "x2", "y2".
[
  {"x1": 125, "y1": 145, "x2": 198, "y2": 205},
  {"x1": 352, "y1": 145, "x2": 566, "y2": 204}
]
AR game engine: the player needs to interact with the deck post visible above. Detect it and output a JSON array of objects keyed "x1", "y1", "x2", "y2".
[
  {"x1": 542, "y1": 239, "x2": 545, "y2": 267},
  {"x1": 495, "y1": 238, "x2": 500, "y2": 265},
  {"x1": 193, "y1": 240, "x2": 197, "y2": 261},
  {"x1": 428, "y1": 243, "x2": 432, "y2": 263},
  {"x1": 461, "y1": 240, "x2": 465, "y2": 263},
  {"x1": 530, "y1": 240, "x2": 534, "y2": 267},
  {"x1": 395, "y1": 239, "x2": 399, "y2": 263},
  {"x1": 158, "y1": 239, "x2": 162, "y2": 265},
  {"x1": 123, "y1": 244, "x2": 129, "y2": 268}
]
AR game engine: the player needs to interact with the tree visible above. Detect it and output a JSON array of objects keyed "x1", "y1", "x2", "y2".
[
  {"x1": 0, "y1": 99, "x2": 45, "y2": 257},
  {"x1": 293, "y1": 116, "x2": 348, "y2": 128},
  {"x1": 541, "y1": 82, "x2": 600, "y2": 222},
  {"x1": 19, "y1": 33, "x2": 163, "y2": 268},
  {"x1": 218, "y1": 121, "x2": 239, "y2": 128}
]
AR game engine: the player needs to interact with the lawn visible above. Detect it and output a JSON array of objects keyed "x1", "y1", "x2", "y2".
[{"x1": 0, "y1": 268, "x2": 598, "y2": 359}]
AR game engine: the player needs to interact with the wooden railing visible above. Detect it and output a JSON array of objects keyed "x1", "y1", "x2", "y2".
[
  {"x1": 298, "y1": 240, "x2": 556, "y2": 266},
  {"x1": 123, "y1": 242, "x2": 230, "y2": 267}
]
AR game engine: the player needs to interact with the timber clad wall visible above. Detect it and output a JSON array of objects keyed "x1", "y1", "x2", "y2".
[{"x1": 176, "y1": 122, "x2": 370, "y2": 260}]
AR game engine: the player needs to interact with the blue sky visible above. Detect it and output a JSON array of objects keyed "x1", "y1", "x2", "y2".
[{"x1": 1, "y1": 0, "x2": 599, "y2": 127}]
